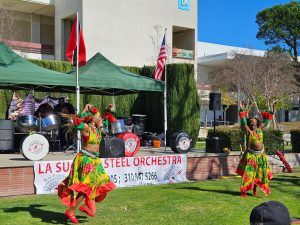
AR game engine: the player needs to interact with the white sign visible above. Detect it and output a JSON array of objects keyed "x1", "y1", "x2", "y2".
[
  {"x1": 34, "y1": 160, "x2": 73, "y2": 194},
  {"x1": 178, "y1": 0, "x2": 190, "y2": 11},
  {"x1": 34, "y1": 155, "x2": 188, "y2": 194}
]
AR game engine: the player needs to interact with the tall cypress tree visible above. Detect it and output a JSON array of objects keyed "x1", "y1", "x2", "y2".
[{"x1": 167, "y1": 64, "x2": 200, "y2": 147}]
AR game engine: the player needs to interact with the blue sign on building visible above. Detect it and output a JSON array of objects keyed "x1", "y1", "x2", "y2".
[{"x1": 178, "y1": 0, "x2": 190, "y2": 11}]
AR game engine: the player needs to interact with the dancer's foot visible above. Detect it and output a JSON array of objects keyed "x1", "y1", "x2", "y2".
[
  {"x1": 253, "y1": 185, "x2": 258, "y2": 196},
  {"x1": 65, "y1": 210, "x2": 79, "y2": 224},
  {"x1": 241, "y1": 192, "x2": 247, "y2": 198},
  {"x1": 79, "y1": 205, "x2": 94, "y2": 217},
  {"x1": 85, "y1": 198, "x2": 96, "y2": 214}
]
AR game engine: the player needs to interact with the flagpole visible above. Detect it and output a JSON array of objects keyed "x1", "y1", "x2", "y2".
[
  {"x1": 76, "y1": 12, "x2": 80, "y2": 152},
  {"x1": 164, "y1": 28, "x2": 167, "y2": 152}
]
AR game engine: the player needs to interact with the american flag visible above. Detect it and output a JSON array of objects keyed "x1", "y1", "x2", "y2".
[{"x1": 153, "y1": 34, "x2": 167, "y2": 80}]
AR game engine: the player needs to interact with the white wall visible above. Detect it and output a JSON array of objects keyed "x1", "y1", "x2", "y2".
[{"x1": 55, "y1": 0, "x2": 197, "y2": 67}]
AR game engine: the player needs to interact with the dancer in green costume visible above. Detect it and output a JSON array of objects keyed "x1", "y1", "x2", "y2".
[
  {"x1": 58, "y1": 103, "x2": 115, "y2": 223},
  {"x1": 236, "y1": 103, "x2": 273, "y2": 197}
]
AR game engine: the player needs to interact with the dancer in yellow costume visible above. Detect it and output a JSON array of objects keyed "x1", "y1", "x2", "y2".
[
  {"x1": 236, "y1": 103, "x2": 273, "y2": 197},
  {"x1": 58, "y1": 103, "x2": 115, "y2": 223}
]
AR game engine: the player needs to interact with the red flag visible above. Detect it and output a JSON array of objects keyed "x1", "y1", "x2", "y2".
[
  {"x1": 66, "y1": 16, "x2": 86, "y2": 67},
  {"x1": 153, "y1": 34, "x2": 167, "y2": 80}
]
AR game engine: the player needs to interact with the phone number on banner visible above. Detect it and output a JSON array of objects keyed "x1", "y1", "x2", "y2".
[{"x1": 109, "y1": 171, "x2": 158, "y2": 186}]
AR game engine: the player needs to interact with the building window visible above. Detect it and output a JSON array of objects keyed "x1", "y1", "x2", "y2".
[{"x1": 172, "y1": 26, "x2": 195, "y2": 60}]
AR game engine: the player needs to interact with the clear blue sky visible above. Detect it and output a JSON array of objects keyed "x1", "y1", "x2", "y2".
[{"x1": 198, "y1": 0, "x2": 298, "y2": 50}]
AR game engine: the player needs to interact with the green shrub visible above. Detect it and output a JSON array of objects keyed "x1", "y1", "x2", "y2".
[
  {"x1": 207, "y1": 126, "x2": 244, "y2": 151},
  {"x1": 290, "y1": 129, "x2": 300, "y2": 152},
  {"x1": 207, "y1": 126, "x2": 283, "y2": 154},
  {"x1": 263, "y1": 129, "x2": 284, "y2": 154},
  {"x1": 29, "y1": 59, "x2": 73, "y2": 73}
]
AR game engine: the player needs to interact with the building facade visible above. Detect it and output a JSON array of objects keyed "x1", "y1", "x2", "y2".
[{"x1": 0, "y1": 0, "x2": 197, "y2": 69}]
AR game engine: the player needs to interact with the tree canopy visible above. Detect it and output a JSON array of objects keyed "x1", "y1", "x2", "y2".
[
  {"x1": 209, "y1": 52, "x2": 298, "y2": 123},
  {"x1": 256, "y1": 1, "x2": 300, "y2": 62}
]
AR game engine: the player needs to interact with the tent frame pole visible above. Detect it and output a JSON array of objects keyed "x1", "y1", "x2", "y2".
[
  {"x1": 76, "y1": 12, "x2": 81, "y2": 152},
  {"x1": 164, "y1": 28, "x2": 167, "y2": 152}
]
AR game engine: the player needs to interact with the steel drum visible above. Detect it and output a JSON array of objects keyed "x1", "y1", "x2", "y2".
[
  {"x1": 20, "y1": 134, "x2": 49, "y2": 160},
  {"x1": 118, "y1": 132, "x2": 140, "y2": 157},
  {"x1": 102, "y1": 126, "x2": 109, "y2": 133},
  {"x1": 111, "y1": 119, "x2": 126, "y2": 134},
  {"x1": 16, "y1": 115, "x2": 39, "y2": 133},
  {"x1": 41, "y1": 114, "x2": 60, "y2": 131}
]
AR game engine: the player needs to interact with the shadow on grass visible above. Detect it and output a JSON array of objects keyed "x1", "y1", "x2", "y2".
[
  {"x1": 272, "y1": 175, "x2": 300, "y2": 186},
  {"x1": 2, "y1": 204, "x2": 87, "y2": 224},
  {"x1": 168, "y1": 186, "x2": 242, "y2": 197}
]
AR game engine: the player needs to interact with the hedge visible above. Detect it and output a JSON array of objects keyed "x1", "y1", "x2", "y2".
[
  {"x1": 290, "y1": 129, "x2": 300, "y2": 152},
  {"x1": 207, "y1": 126, "x2": 284, "y2": 154}
]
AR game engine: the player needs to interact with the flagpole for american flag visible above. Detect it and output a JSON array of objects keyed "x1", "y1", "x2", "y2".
[
  {"x1": 76, "y1": 12, "x2": 80, "y2": 152},
  {"x1": 163, "y1": 28, "x2": 167, "y2": 152}
]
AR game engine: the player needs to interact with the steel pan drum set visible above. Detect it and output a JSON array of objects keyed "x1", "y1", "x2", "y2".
[
  {"x1": 105, "y1": 118, "x2": 140, "y2": 157},
  {"x1": 15, "y1": 114, "x2": 141, "y2": 160},
  {"x1": 16, "y1": 114, "x2": 61, "y2": 161}
]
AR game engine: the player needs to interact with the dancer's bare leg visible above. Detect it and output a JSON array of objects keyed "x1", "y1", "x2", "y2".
[
  {"x1": 86, "y1": 199, "x2": 96, "y2": 214},
  {"x1": 67, "y1": 194, "x2": 85, "y2": 214},
  {"x1": 65, "y1": 194, "x2": 85, "y2": 223}
]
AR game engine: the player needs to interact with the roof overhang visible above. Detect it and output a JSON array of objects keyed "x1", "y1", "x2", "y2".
[
  {"x1": 197, "y1": 52, "x2": 236, "y2": 67},
  {"x1": 0, "y1": 0, "x2": 54, "y2": 17}
]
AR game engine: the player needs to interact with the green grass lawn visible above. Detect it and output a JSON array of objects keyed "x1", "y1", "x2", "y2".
[
  {"x1": 195, "y1": 141, "x2": 205, "y2": 149},
  {"x1": 0, "y1": 173, "x2": 299, "y2": 225}
]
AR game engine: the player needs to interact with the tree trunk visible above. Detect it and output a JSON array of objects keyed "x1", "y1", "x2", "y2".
[{"x1": 271, "y1": 103, "x2": 276, "y2": 130}]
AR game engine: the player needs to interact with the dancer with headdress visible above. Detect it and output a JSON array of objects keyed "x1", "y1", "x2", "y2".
[
  {"x1": 58, "y1": 103, "x2": 115, "y2": 223},
  {"x1": 236, "y1": 102, "x2": 273, "y2": 197}
]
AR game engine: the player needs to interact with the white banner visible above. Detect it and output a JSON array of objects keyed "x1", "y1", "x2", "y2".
[
  {"x1": 34, "y1": 160, "x2": 73, "y2": 194},
  {"x1": 103, "y1": 154, "x2": 187, "y2": 187},
  {"x1": 34, "y1": 155, "x2": 187, "y2": 194}
]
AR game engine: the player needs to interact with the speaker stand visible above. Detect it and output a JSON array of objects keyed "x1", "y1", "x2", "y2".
[{"x1": 213, "y1": 110, "x2": 216, "y2": 136}]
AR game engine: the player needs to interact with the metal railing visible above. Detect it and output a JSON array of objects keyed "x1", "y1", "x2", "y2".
[
  {"x1": 200, "y1": 120, "x2": 230, "y2": 128},
  {"x1": 1, "y1": 39, "x2": 54, "y2": 55}
]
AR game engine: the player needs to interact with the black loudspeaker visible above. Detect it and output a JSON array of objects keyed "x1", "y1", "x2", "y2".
[
  {"x1": 209, "y1": 93, "x2": 221, "y2": 111},
  {"x1": 206, "y1": 136, "x2": 224, "y2": 153},
  {"x1": 99, "y1": 137, "x2": 125, "y2": 158}
]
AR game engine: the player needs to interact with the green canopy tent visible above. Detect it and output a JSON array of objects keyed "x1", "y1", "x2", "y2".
[
  {"x1": 68, "y1": 52, "x2": 164, "y2": 95},
  {"x1": 0, "y1": 43, "x2": 75, "y2": 92},
  {"x1": 0, "y1": 43, "x2": 165, "y2": 151},
  {"x1": 0, "y1": 43, "x2": 164, "y2": 95}
]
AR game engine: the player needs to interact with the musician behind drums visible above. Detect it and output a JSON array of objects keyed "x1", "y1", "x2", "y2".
[
  {"x1": 102, "y1": 103, "x2": 117, "y2": 132},
  {"x1": 54, "y1": 97, "x2": 75, "y2": 115},
  {"x1": 57, "y1": 103, "x2": 115, "y2": 223},
  {"x1": 54, "y1": 97, "x2": 75, "y2": 149},
  {"x1": 34, "y1": 103, "x2": 56, "y2": 118}
]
